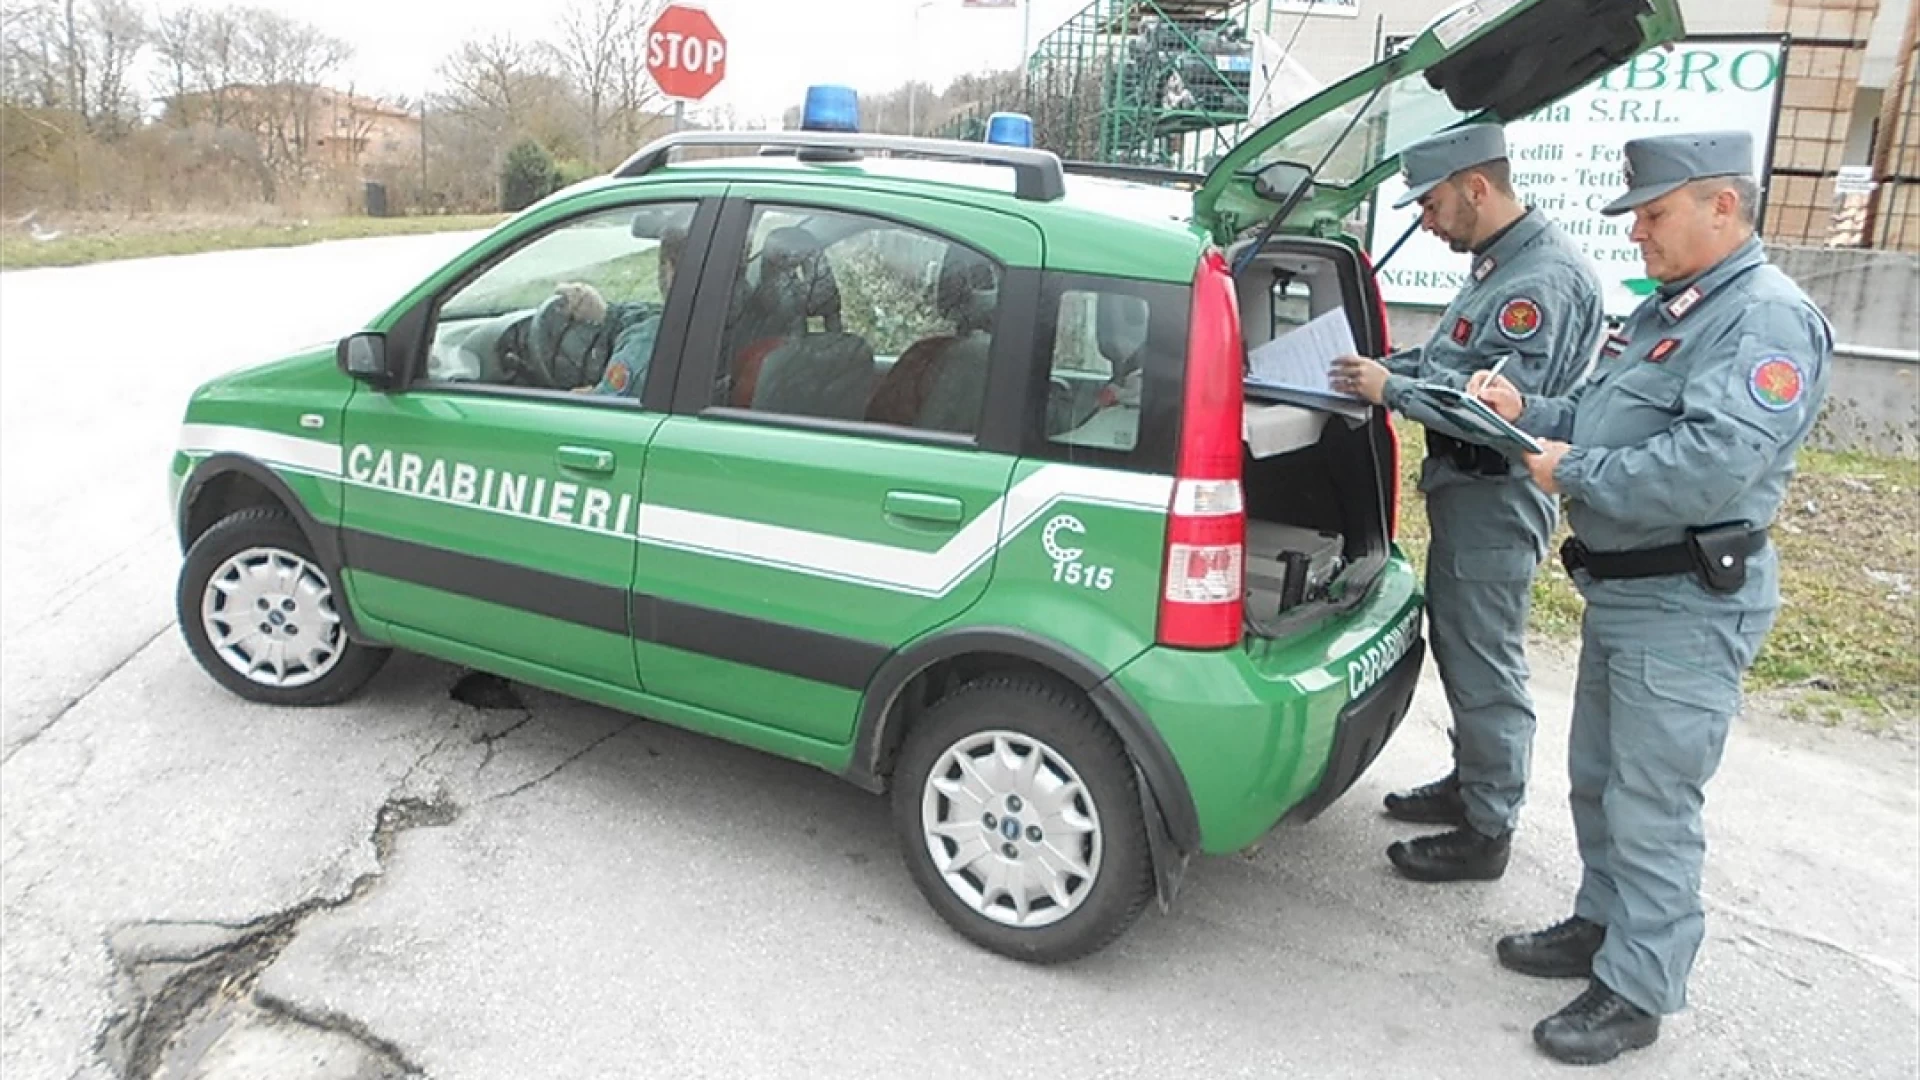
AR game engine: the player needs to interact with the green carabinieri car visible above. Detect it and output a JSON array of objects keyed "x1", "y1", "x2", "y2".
[{"x1": 169, "y1": 0, "x2": 1683, "y2": 962}]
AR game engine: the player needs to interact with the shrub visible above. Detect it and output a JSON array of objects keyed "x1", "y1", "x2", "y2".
[{"x1": 499, "y1": 139, "x2": 559, "y2": 212}]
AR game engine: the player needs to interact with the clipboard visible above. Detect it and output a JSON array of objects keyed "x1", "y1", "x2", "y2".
[
  {"x1": 1244, "y1": 376, "x2": 1372, "y2": 421},
  {"x1": 1402, "y1": 382, "x2": 1543, "y2": 457}
]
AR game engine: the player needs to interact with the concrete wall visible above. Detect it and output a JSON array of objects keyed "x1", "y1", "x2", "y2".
[{"x1": 1381, "y1": 246, "x2": 1920, "y2": 456}]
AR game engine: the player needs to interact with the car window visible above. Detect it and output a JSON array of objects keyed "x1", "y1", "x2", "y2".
[
  {"x1": 1044, "y1": 288, "x2": 1152, "y2": 453},
  {"x1": 713, "y1": 204, "x2": 1001, "y2": 437},
  {"x1": 422, "y1": 202, "x2": 696, "y2": 399},
  {"x1": 1027, "y1": 273, "x2": 1186, "y2": 474}
]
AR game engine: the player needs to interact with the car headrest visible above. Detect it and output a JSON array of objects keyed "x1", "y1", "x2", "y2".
[
  {"x1": 937, "y1": 253, "x2": 998, "y2": 335},
  {"x1": 1096, "y1": 292, "x2": 1150, "y2": 367},
  {"x1": 763, "y1": 226, "x2": 823, "y2": 269}
]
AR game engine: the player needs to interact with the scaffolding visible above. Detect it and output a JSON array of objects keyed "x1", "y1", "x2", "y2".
[
  {"x1": 1001, "y1": 0, "x2": 1260, "y2": 168},
  {"x1": 933, "y1": 0, "x2": 1281, "y2": 171}
]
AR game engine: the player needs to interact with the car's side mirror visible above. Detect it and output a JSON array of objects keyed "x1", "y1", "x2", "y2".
[
  {"x1": 1251, "y1": 161, "x2": 1314, "y2": 206},
  {"x1": 337, "y1": 331, "x2": 395, "y2": 387}
]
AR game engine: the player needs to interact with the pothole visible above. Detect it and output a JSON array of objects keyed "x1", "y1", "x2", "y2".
[
  {"x1": 99, "y1": 792, "x2": 459, "y2": 1079},
  {"x1": 449, "y1": 671, "x2": 524, "y2": 712}
]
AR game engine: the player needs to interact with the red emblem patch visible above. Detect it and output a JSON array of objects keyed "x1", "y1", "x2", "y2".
[
  {"x1": 604, "y1": 360, "x2": 631, "y2": 393},
  {"x1": 1648, "y1": 338, "x2": 1680, "y2": 363},
  {"x1": 1451, "y1": 317, "x2": 1472, "y2": 344},
  {"x1": 1498, "y1": 298, "x2": 1542, "y2": 340},
  {"x1": 1749, "y1": 356, "x2": 1804, "y2": 411}
]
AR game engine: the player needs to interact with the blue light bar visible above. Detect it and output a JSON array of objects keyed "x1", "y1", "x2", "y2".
[
  {"x1": 801, "y1": 85, "x2": 860, "y2": 133},
  {"x1": 985, "y1": 112, "x2": 1034, "y2": 148}
]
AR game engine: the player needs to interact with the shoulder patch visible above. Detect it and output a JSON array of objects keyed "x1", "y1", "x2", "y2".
[
  {"x1": 604, "y1": 360, "x2": 631, "y2": 393},
  {"x1": 1748, "y1": 356, "x2": 1804, "y2": 412},
  {"x1": 1498, "y1": 297, "x2": 1542, "y2": 340}
]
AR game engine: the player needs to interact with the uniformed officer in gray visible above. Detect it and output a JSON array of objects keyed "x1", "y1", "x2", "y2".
[
  {"x1": 1332, "y1": 123, "x2": 1604, "y2": 883},
  {"x1": 1472, "y1": 131, "x2": 1832, "y2": 1065}
]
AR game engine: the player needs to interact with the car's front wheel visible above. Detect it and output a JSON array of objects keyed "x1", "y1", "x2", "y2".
[
  {"x1": 177, "y1": 507, "x2": 390, "y2": 706},
  {"x1": 891, "y1": 675, "x2": 1154, "y2": 963}
]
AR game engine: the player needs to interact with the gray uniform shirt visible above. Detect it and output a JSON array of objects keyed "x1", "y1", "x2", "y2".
[
  {"x1": 1379, "y1": 209, "x2": 1604, "y2": 487},
  {"x1": 1519, "y1": 236, "x2": 1833, "y2": 608}
]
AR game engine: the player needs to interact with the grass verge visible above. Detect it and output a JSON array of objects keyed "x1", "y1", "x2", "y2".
[
  {"x1": 0, "y1": 213, "x2": 510, "y2": 270},
  {"x1": 1391, "y1": 418, "x2": 1918, "y2": 734}
]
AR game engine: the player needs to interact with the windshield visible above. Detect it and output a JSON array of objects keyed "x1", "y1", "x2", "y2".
[{"x1": 1252, "y1": 61, "x2": 1470, "y2": 189}]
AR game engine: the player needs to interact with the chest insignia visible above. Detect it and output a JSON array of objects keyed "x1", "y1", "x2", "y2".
[
  {"x1": 1451, "y1": 317, "x2": 1473, "y2": 344},
  {"x1": 1647, "y1": 338, "x2": 1680, "y2": 363}
]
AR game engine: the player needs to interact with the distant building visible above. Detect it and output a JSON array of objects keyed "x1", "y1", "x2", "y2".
[{"x1": 163, "y1": 84, "x2": 421, "y2": 174}]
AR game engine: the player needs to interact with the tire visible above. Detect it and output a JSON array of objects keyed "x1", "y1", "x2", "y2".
[
  {"x1": 176, "y1": 507, "x2": 390, "y2": 706},
  {"x1": 891, "y1": 675, "x2": 1154, "y2": 964}
]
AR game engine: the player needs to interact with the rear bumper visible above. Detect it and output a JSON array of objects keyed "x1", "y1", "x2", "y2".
[
  {"x1": 1108, "y1": 553, "x2": 1424, "y2": 854},
  {"x1": 1283, "y1": 637, "x2": 1424, "y2": 824}
]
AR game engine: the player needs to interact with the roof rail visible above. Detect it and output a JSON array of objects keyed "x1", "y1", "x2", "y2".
[
  {"x1": 1062, "y1": 160, "x2": 1208, "y2": 189},
  {"x1": 611, "y1": 131, "x2": 1067, "y2": 202}
]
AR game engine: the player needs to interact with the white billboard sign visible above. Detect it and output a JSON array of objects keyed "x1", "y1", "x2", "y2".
[{"x1": 1370, "y1": 37, "x2": 1788, "y2": 319}]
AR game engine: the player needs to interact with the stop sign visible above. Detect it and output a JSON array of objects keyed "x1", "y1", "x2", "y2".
[{"x1": 647, "y1": 5, "x2": 727, "y2": 101}]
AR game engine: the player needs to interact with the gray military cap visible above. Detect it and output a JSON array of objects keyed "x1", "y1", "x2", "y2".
[
  {"x1": 1392, "y1": 123, "x2": 1507, "y2": 208},
  {"x1": 1601, "y1": 130, "x2": 1754, "y2": 216}
]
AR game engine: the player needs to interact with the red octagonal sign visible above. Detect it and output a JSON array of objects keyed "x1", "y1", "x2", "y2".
[{"x1": 647, "y1": 5, "x2": 727, "y2": 101}]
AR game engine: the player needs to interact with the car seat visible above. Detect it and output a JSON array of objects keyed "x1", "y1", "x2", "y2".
[
  {"x1": 864, "y1": 251, "x2": 997, "y2": 428},
  {"x1": 728, "y1": 226, "x2": 845, "y2": 407}
]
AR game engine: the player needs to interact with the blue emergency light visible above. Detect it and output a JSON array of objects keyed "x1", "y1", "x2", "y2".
[
  {"x1": 985, "y1": 112, "x2": 1034, "y2": 148},
  {"x1": 801, "y1": 85, "x2": 860, "y2": 133}
]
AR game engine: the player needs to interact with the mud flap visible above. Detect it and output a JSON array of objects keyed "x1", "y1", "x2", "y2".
[{"x1": 1136, "y1": 764, "x2": 1190, "y2": 912}]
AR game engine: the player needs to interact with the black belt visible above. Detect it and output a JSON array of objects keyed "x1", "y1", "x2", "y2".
[
  {"x1": 1560, "y1": 528, "x2": 1769, "y2": 581},
  {"x1": 1427, "y1": 431, "x2": 1511, "y2": 477}
]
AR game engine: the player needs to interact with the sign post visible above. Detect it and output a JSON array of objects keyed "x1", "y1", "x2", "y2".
[
  {"x1": 647, "y1": 3, "x2": 729, "y2": 120},
  {"x1": 1368, "y1": 35, "x2": 1790, "y2": 320}
]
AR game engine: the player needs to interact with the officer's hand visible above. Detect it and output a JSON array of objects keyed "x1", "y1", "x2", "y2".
[
  {"x1": 1524, "y1": 439, "x2": 1571, "y2": 494},
  {"x1": 1470, "y1": 371, "x2": 1524, "y2": 421},
  {"x1": 1329, "y1": 355, "x2": 1389, "y2": 403}
]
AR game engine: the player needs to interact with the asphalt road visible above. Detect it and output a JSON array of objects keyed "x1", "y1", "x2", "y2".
[{"x1": 2, "y1": 235, "x2": 1915, "y2": 1080}]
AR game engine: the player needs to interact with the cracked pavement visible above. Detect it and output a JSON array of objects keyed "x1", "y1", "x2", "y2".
[{"x1": 4, "y1": 237, "x2": 1917, "y2": 1079}]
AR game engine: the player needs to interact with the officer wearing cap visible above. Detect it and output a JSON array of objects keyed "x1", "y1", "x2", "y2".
[
  {"x1": 1332, "y1": 123, "x2": 1604, "y2": 883},
  {"x1": 1472, "y1": 131, "x2": 1831, "y2": 1064}
]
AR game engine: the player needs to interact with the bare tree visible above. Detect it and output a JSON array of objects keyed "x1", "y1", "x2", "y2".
[
  {"x1": 555, "y1": 0, "x2": 626, "y2": 166},
  {"x1": 84, "y1": 0, "x2": 144, "y2": 134},
  {"x1": 0, "y1": 2, "x2": 66, "y2": 110},
  {"x1": 607, "y1": 0, "x2": 666, "y2": 157},
  {"x1": 437, "y1": 33, "x2": 549, "y2": 132}
]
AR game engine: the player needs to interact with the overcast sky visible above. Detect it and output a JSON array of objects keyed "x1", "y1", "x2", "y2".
[{"x1": 146, "y1": 0, "x2": 1098, "y2": 121}]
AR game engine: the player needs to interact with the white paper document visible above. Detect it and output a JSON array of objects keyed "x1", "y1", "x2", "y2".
[{"x1": 1247, "y1": 308, "x2": 1360, "y2": 397}]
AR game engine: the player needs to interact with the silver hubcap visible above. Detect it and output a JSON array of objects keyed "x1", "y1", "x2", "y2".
[
  {"x1": 920, "y1": 730, "x2": 1102, "y2": 929},
  {"x1": 200, "y1": 546, "x2": 344, "y2": 689}
]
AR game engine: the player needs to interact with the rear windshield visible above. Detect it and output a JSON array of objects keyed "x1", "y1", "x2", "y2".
[{"x1": 1024, "y1": 272, "x2": 1187, "y2": 475}]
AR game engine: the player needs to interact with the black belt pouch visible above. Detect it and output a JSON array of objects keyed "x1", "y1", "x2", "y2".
[{"x1": 1687, "y1": 523, "x2": 1752, "y2": 594}]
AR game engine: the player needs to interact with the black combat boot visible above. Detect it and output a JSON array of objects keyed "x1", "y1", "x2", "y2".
[
  {"x1": 1382, "y1": 771, "x2": 1467, "y2": 826},
  {"x1": 1385, "y1": 825, "x2": 1510, "y2": 882},
  {"x1": 1533, "y1": 978, "x2": 1661, "y2": 1065},
  {"x1": 1498, "y1": 915, "x2": 1606, "y2": 979}
]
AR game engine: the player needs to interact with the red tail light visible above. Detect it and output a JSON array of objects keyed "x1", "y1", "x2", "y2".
[
  {"x1": 1158, "y1": 250, "x2": 1246, "y2": 650},
  {"x1": 1357, "y1": 248, "x2": 1400, "y2": 541}
]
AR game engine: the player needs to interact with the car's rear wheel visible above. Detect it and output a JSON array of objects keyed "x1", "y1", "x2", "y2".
[
  {"x1": 177, "y1": 507, "x2": 390, "y2": 706},
  {"x1": 891, "y1": 675, "x2": 1153, "y2": 963}
]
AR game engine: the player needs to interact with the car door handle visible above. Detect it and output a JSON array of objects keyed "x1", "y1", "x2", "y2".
[
  {"x1": 883, "y1": 490, "x2": 965, "y2": 525},
  {"x1": 555, "y1": 445, "x2": 616, "y2": 474}
]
